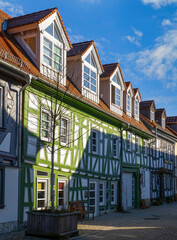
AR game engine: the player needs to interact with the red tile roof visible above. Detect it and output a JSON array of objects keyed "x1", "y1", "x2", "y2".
[
  {"x1": 67, "y1": 40, "x2": 104, "y2": 72},
  {"x1": 166, "y1": 116, "x2": 177, "y2": 123},
  {"x1": 140, "y1": 114, "x2": 176, "y2": 138}
]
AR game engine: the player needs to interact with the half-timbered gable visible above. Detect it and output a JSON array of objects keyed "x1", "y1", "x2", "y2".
[
  {"x1": 100, "y1": 63, "x2": 126, "y2": 116},
  {"x1": 67, "y1": 41, "x2": 103, "y2": 104}
]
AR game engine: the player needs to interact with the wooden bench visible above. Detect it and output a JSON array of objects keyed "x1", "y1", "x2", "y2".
[{"x1": 70, "y1": 201, "x2": 94, "y2": 222}]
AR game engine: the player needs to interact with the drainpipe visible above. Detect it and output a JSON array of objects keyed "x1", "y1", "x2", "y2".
[
  {"x1": 119, "y1": 123, "x2": 130, "y2": 211},
  {"x1": 17, "y1": 74, "x2": 32, "y2": 230}
]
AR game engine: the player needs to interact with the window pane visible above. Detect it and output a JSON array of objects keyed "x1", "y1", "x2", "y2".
[
  {"x1": 91, "y1": 78, "x2": 96, "y2": 85},
  {"x1": 59, "y1": 182, "x2": 64, "y2": 189},
  {"x1": 45, "y1": 23, "x2": 53, "y2": 36},
  {"x1": 43, "y1": 55, "x2": 52, "y2": 66},
  {"x1": 54, "y1": 26, "x2": 60, "y2": 41},
  {"x1": 84, "y1": 66, "x2": 89, "y2": 74},
  {"x1": 91, "y1": 71, "x2": 96, "y2": 79},
  {"x1": 84, "y1": 73, "x2": 89, "y2": 81},
  {"x1": 91, "y1": 85, "x2": 96, "y2": 92},
  {"x1": 54, "y1": 54, "x2": 61, "y2": 63},
  {"x1": 85, "y1": 54, "x2": 90, "y2": 64},
  {"x1": 54, "y1": 45, "x2": 61, "y2": 56},
  {"x1": 44, "y1": 38, "x2": 52, "y2": 49},
  {"x1": 84, "y1": 80, "x2": 89, "y2": 88}
]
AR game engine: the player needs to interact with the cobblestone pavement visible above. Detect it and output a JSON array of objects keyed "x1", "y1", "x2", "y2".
[{"x1": 1, "y1": 203, "x2": 177, "y2": 240}]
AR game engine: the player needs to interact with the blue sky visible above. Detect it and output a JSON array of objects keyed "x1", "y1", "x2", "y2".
[{"x1": 1, "y1": 0, "x2": 177, "y2": 116}]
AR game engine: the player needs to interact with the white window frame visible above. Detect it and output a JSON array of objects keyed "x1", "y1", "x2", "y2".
[
  {"x1": 135, "y1": 136, "x2": 139, "y2": 154},
  {"x1": 127, "y1": 92, "x2": 131, "y2": 111},
  {"x1": 111, "y1": 182, "x2": 117, "y2": 205},
  {"x1": 83, "y1": 58, "x2": 97, "y2": 94},
  {"x1": 112, "y1": 135, "x2": 119, "y2": 158},
  {"x1": 37, "y1": 178, "x2": 49, "y2": 210},
  {"x1": 135, "y1": 98, "x2": 139, "y2": 116},
  {"x1": 150, "y1": 110, "x2": 154, "y2": 121},
  {"x1": 58, "y1": 179, "x2": 68, "y2": 209},
  {"x1": 92, "y1": 129, "x2": 99, "y2": 154},
  {"x1": 40, "y1": 107, "x2": 51, "y2": 142},
  {"x1": 162, "y1": 117, "x2": 165, "y2": 129},
  {"x1": 127, "y1": 132, "x2": 131, "y2": 151},
  {"x1": 60, "y1": 116, "x2": 70, "y2": 147},
  {"x1": 0, "y1": 87, "x2": 3, "y2": 127},
  {"x1": 111, "y1": 85, "x2": 121, "y2": 108},
  {"x1": 99, "y1": 181, "x2": 105, "y2": 206}
]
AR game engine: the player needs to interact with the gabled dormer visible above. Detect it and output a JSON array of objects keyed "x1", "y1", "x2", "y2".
[
  {"x1": 5, "y1": 8, "x2": 72, "y2": 86},
  {"x1": 100, "y1": 63, "x2": 125, "y2": 116},
  {"x1": 67, "y1": 41, "x2": 103, "y2": 104},
  {"x1": 124, "y1": 82, "x2": 134, "y2": 117},
  {"x1": 156, "y1": 109, "x2": 166, "y2": 129},
  {"x1": 140, "y1": 100, "x2": 156, "y2": 122},
  {"x1": 133, "y1": 88, "x2": 142, "y2": 121}
]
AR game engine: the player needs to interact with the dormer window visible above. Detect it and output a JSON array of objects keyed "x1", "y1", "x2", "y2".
[
  {"x1": 162, "y1": 117, "x2": 165, "y2": 129},
  {"x1": 127, "y1": 92, "x2": 131, "y2": 111},
  {"x1": 150, "y1": 110, "x2": 154, "y2": 121},
  {"x1": 111, "y1": 73, "x2": 121, "y2": 108},
  {"x1": 84, "y1": 65, "x2": 96, "y2": 93}
]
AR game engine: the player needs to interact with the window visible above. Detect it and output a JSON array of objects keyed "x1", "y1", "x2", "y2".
[
  {"x1": 92, "y1": 129, "x2": 99, "y2": 154},
  {"x1": 150, "y1": 110, "x2": 154, "y2": 121},
  {"x1": 0, "y1": 87, "x2": 3, "y2": 127},
  {"x1": 0, "y1": 168, "x2": 4, "y2": 207},
  {"x1": 141, "y1": 171, "x2": 145, "y2": 187},
  {"x1": 41, "y1": 108, "x2": 51, "y2": 141},
  {"x1": 162, "y1": 117, "x2": 165, "y2": 129},
  {"x1": 112, "y1": 136, "x2": 118, "y2": 158},
  {"x1": 37, "y1": 179, "x2": 48, "y2": 209},
  {"x1": 84, "y1": 65, "x2": 96, "y2": 92},
  {"x1": 85, "y1": 53, "x2": 96, "y2": 67},
  {"x1": 99, "y1": 182, "x2": 105, "y2": 205},
  {"x1": 135, "y1": 136, "x2": 139, "y2": 154},
  {"x1": 111, "y1": 182, "x2": 116, "y2": 204},
  {"x1": 111, "y1": 85, "x2": 120, "y2": 107},
  {"x1": 60, "y1": 117, "x2": 70, "y2": 146},
  {"x1": 58, "y1": 180, "x2": 68, "y2": 209},
  {"x1": 152, "y1": 174, "x2": 156, "y2": 190},
  {"x1": 127, "y1": 132, "x2": 131, "y2": 150},
  {"x1": 43, "y1": 37, "x2": 62, "y2": 71},
  {"x1": 135, "y1": 99, "x2": 138, "y2": 116},
  {"x1": 106, "y1": 182, "x2": 110, "y2": 201},
  {"x1": 127, "y1": 93, "x2": 130, "y2": 111},
  {"x1": 112, "y1": 73, "x2": 121, "y2": 85},
  {"x1": 142, "y1": 140, "x2": 147, "y2": 155}
]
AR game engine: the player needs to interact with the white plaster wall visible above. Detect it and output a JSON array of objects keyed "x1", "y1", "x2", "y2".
[
  {"x1": 0, "y1": 167, "x2": 18, "y2": 223},
  {"x1": 140, "y1": 169, "x2": 150, "y2": 200}
]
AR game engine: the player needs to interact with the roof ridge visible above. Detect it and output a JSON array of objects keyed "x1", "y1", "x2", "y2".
[
  {"x1": 72, "y1": 40, "x2": 93, "y2": 45},
  {"x1": 7, "y1": 7, "x2": 57, "y2": 22}
]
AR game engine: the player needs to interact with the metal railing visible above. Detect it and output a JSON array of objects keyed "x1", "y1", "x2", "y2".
[{"x1": 0, "y1": 48, "x2": 30, "y2": 70}]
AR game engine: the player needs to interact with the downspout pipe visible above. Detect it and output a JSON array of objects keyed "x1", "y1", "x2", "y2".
[{"x1": 17, "y1": 74, "x2": 32, "y2": 230}]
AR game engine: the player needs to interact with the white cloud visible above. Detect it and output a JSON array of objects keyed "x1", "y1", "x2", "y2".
[
  {"x1": 162, "y1": 19, "x2": 172, "y2": 26},
  {"x1": 132, "y1": 27, "x2": 143, "y2": 37},
  {"x1": 142, "y1": 0, "x2": 177, "y2": 9},
  {"x1": 0, "y1": 0, "x2": 24, "y2": 16},
  {"x1": 123, "y1": 27, "x2": 143, "y2": 47},
  {"x1": 69, "y1": 34, "x2": 85, "y2": 43}
]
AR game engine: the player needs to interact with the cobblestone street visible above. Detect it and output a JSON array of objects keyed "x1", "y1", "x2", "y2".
[{"x1": 1, "y1": 202, "x2": 177, "y2": 240}]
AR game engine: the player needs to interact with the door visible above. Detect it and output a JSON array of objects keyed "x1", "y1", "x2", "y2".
[
  {"x1": 89, "y1": 180, "x2": 98, "y2": 216},
  {"x1": 58, "y1": 179, "x2": 68, "y2": 209},
  {"x1": 122, "y1": 173, "x2": 134, "y2": 210}
]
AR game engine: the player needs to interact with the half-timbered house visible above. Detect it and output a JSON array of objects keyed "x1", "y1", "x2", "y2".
[{"x1": 140, "y1": 101, "x2": 177, "y2": 203}]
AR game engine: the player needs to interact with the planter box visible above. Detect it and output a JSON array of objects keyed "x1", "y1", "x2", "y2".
[{"x1": 26, "y1": 211, "x2": 79, "y2": 239}]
